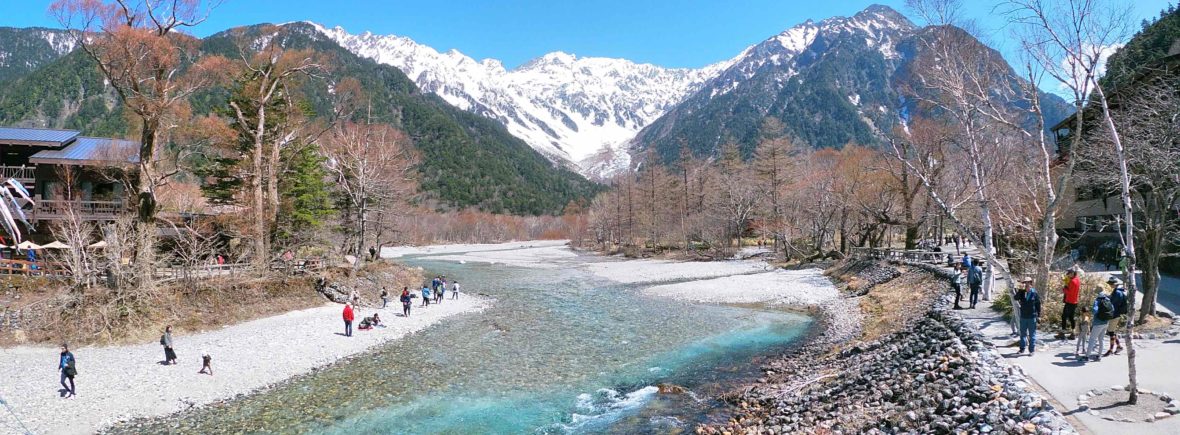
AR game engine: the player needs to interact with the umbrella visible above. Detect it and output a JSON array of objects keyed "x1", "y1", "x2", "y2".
[
  {"x1": 87, "y1": 240, "x2": 108, "y2": 249},
  {"x1": 15, "y1": 241, "x2": 41, "y2": 250},
  {"x1": 41, "y1": 241, "x2": 71, "y2": 249}
]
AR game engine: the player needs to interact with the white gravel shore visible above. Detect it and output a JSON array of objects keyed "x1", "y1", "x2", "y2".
[
  {"x1": 643, "y1": 269, "x2": 838, "y2": 305},
  {"x1": 0, "y1": 296, "x2": 487, "y2": 435}
]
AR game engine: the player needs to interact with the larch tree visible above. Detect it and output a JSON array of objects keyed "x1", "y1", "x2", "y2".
[{"x1": 52, "y1": 0, "x2": 231, "y2": 291}]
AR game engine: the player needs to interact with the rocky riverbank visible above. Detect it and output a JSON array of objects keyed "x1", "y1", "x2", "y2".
[{"x1": 701, "y1": 261, "x2": 1076, "y2": 434}]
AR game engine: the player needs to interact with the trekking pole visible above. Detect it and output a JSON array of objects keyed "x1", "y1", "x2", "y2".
[{"x1": 0, "y1": 394, "x2": 34, "y2": 435}]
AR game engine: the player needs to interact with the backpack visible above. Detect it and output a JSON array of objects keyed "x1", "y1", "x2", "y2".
[
  {"x1": 1096, "y1": 295, "x2": 1115, "y2": 321},
  {"x1": 1110, "y1": 288, "x2": 1128, "y2": 316},
  {"x1": 968, "y1": 267, "x2": 982, "y2": 285}
]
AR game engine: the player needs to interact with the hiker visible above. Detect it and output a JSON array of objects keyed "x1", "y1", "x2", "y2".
[
  {"x1": 349, "y1": 288, "x2": 360, "y2": 306},
  {"x1": 950, "y1": 265, "x2": 964, "y2": 310},
  {"x1": 966, "y1": 262, "x2": 983, "y2": 309},
  {"x1": 1074, "y1": 312, "x2": 1092, "y2": 360},
  {"x1": 1085, "y1": 286, "x2": 1117, "y2": 362},
  {"x1": 421, "y1": 285, "x2": 431, "y2": 307},
  {"x1": 961, "y1": 253, "x2": 971, "y2": 270},
  {"x1": 380, "y1": 287, "x2": 389, "y2": 309},
  {"x1": 1057, "y1": 268, "x2": 1081, "y2": 340},
  {"x1": 369, "y1": 246, "x2": 378, "y2": 261},
  {"x1": 400, "y1": 287, "x2": 412, "y2": 316},
  {"x1": 1016, "y1": 276, "x2": 1041, "y2": 355},
  {"x1": 161, "y1": 325, "x2": 177, "y2": 365},
  {"x1": 1104, "y1": 276, "x2": 1128, "y2": 356},
  {"x1": 435, "y1": 278, "x2": 446, "y2": 303},
  {"x1": 198, "y1": 352, "x2": 213, "y2": 376},
  {"x1": 954, "y1": 235, "x2": 961, "y2": 254},
  {"x1": 59, "y1": 343, "x2": 76, "y2": 398},
  {"x1": 451, "y1": 281, "x2": 460, "y2": 300},
  {"x1": 343, "y1": 303, "x2": 355, "y2": 337}
]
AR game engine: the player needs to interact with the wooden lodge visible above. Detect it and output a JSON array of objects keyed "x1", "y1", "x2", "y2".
[{"x1": 0, "y1": 126, "x2": 137, "y2": 226}]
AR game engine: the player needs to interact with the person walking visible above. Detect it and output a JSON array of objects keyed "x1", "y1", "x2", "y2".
[
  {"x1": 400, "y1": 287, "x2": 412, "y2": 316},
  {"x1": 380, "y1": 288, "x2": 389, "y2": 309},
  {"x1": 451, "y1": 281, "x2": 461, "y2": 300},
  {"x1": 161, "y1": 325, "x2": 177, "y2": 365},
  {"x1": 950, "y1": 265, "x2": 964, "y2": 310},
  {"x1": 343, "y1": 303, "x2": 355, "y2": 337},
  {"x1": 1085, "y1": 286, "x2": 1117, "y2": 362},
  {"x1": 967, "y1": 262, "x2": 983, "y2": 309},
  {"x1": 1057, "y1": 268, "x2": 1081, "y2": 340},
  {"x1": 421, "y1": 285, "x2": 431, "y2": 307},
  {"x1": 1016, "y1": 277, "x2": 1042, "y2": 355},
  {"x1": 198, "y1": 352, "x2": 213, "y2": 376},
  {"x1": 1105, "y1": 276, "x2": 1128, "y2": 356},
  {"x1": 58, "y1": 343, "x2": 76, "y2": 398}
]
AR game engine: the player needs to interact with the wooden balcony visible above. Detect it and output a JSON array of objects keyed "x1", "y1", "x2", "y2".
[
  {"x1": 0, "y1": 165, "x2": 35, "y2": 186},
  {"x1": 27, "y1": 199, "x2": 126, "y2": 222}
]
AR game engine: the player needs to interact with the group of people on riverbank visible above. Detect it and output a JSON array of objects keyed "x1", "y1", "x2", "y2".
[
  {"x1": 52, "y1": 326, "x2": 215, "y2": 398},
  {"x1": 949, "y1": 257, "x2": 1130, "y2": 362},
  {"x1": 340, "y1": 275, "x2": 462, "y2": 337}
]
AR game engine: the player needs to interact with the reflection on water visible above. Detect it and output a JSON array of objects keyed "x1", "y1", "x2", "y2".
[{"x1": 112, "y1": 252, "x2": 811, "y2": 434}]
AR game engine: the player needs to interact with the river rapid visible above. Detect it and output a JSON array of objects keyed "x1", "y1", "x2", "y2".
[{"x1": 115, "y1": 245, "x2": 813, "y2": 434}]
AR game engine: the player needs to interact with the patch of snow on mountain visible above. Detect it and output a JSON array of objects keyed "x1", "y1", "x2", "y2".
[{"x1": 310, "y1": 22, "x2": 727, "y2": 175}]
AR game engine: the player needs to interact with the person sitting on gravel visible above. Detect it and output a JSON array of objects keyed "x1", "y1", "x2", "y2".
[
  {"x1": 1105, "y1": 276, "x2": 1128, "y2": 356},
  {"x1": 1016, "y1": 276, "x2": 1042, "y2": 355},
  {"x1": 1085, "y1": 286, "x2": 1117, "y2": 362}
]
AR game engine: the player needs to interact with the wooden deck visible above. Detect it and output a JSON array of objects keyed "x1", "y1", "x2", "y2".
[{"x1": 27, "y1": 199, "x2": 125, "y2": 222}]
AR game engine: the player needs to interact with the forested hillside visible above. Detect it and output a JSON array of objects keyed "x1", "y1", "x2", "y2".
[{"x1": 0, "y1": 23, "x2": 599, "y2": 215}]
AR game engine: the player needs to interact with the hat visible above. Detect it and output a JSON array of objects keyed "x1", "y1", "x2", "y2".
[
  {"x1": 1019, "y1": 276, "x2": 1033, "y2": 283},
  {"x1": 1107, "y1": 276, "x2": 1122, "y2": 285}
]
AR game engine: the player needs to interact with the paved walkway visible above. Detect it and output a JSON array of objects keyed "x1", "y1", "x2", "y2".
[{"x1": 942, "y1": 246, "x2": 1180, "y2": 434}]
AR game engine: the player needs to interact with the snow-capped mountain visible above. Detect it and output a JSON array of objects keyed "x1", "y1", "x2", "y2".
[
  {"x1": 634, "y1": 4, "x2": 1071, "y2": 164},
  {"x1": 312, "y1": 22, "x2": 730, "y2": 177}
]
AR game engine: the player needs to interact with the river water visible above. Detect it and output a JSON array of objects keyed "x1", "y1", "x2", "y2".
[{"x1": 116, "y1": 249, "x2": 812, "y2": 434}]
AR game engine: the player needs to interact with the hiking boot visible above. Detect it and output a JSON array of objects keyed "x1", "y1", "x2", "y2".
[
  {"x1": 1104, "y1": 350, "x2": 1113, "y2": 357},
  {"x1": 1090, "y1": 356, "x2": 1101, "y2": 362},
  {"x1": 1054, "y1": 332, "x2": 1066, "y2": 340}
]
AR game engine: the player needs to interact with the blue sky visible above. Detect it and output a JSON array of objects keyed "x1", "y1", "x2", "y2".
[{"x1": 1, "y1": 1, "x2": 1174, "y2": 69}]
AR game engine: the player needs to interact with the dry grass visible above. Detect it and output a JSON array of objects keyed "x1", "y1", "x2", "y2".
[
  {"x1": 1, "y1": 261, "x2": 425, "y2": 347},
  {"x1": 858, "y1": 268, "x2": 943, "y2": 342}
]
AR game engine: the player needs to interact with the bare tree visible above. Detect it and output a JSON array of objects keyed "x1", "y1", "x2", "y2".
[
  {"x1": 323, "y1": 122, "x2": 418, "y2": 270},
  {"x1": 52, "y1": 0, "x2": 231, "y2": 292}
]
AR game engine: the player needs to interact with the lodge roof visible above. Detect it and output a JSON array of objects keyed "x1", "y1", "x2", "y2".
[
  {"x1": 28, "y1": 137, "x2": 139, "y2": 166},
  {"x1": 0, "y1": 127, "x2": 80, "y2": 147}
]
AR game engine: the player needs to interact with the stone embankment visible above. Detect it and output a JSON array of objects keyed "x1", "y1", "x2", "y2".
[{"x1": 702, "y1": 261, "x2": 1076, "y2": 435}]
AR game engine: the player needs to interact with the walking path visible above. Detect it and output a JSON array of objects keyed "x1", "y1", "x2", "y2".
[
  {"x1": 0, "y1": 296, "x2": 487, "y2": 435},
  {"x1": 941, "y1": 246, "x2": 1180, "y2": 434}
]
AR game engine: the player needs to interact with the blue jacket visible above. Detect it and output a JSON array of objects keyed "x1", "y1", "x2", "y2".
[
  {"x1": 1110, "y1": 287, "x2": 1128, "y2": 316},
  {"x1": 59, "y1": 352, "x2": 74, "y2": 370},
  {"x1": 962, "y1": 255, "x2": 972, "y2": 269},
  {"x1": 1093, "y1": 294, "x2": 1112, "y2": 325},
  {"x1": 421, "y1": 287, "x2": 431, "y2": 298},
  {"x1": 1017, "y1": 288, "x2": 1041, "y2": 319}
]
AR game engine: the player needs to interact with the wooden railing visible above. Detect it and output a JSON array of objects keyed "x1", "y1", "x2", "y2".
[
  {"x1": 29, "y1": 199, "x2": 125, "y2": 221},
  {"x1": 850, "y1": 247, "x2": 990, "y2": 272},
  {"x1": 0, "y1": 258, "x2": 64, "y2": 276},
  {"x1": 0, "y1": 165, "x2": 35, "y2": 183}
]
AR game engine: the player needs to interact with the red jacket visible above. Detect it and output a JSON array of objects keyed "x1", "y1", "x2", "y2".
[
  {"x1": 343, "y1": 304, "x2": 354, "y2": 322},
  {"x1": 1064, "y1": 277, "x2": 1081, "y2": 304}
]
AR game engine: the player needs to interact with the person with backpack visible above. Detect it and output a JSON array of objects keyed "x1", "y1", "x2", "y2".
[
  {"x1": 400, "y1": 287, "x2": 412, "y2": 316},
  {"x1": 421, "y1": 285, "x2": 431, "y2": 307},
  {"x1": 160, "y1": 325, "x2": 177, "y2": 365},
  {"x1": 1085, "y1": 286, "x2": 1117, "y2": 362},
  {"x1": 950, "y1": 265, "x2": 964, "y2": 310},
  {"x1": 451, "y1": 281, "x2": 461, "y2": 300},
  {"x1": 380, "y1": 287, "x2": 389, "y2": 309},
  {"x1": 58, "y1": 343, "x2": 76, "y2": 398},
  {"x1": 967, "y1": 263, "x2": 983, "y2": 309},
  {"x1": 962, "y1": 253, "x2": 972, "y2": 270},
  {"x1": 1057, "y1": 268, "x2": 1082, "y2": 340},
  {"x1": 342, "y1": 303, "x2": 355, "y2": 337},
  {"x1": 1104, "y1": 276, "x2": 1128, "y2": 356},
  {"x1": 435, "y1": 278, "x2": 446, "y2": 304},
  {"x1": 1015, "y1": 277, "x2": 1042, "y2": 355}
]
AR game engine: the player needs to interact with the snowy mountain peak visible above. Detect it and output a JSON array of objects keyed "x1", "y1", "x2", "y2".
[{"x1": 307, "y1": 22, "x2": 723, "y2": 177}]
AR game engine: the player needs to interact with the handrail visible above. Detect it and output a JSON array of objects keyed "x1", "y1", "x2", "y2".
[{"x1": 0, "y1": 165, "x2": 35, "y2": 181}]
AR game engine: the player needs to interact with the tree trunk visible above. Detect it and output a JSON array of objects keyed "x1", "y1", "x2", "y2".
[
  {"x1": 133, "y1": 120, "x2": 160, "y2": 291},
  {"x1": 1097, "y1": 85, "x2": 1139, "y2": 404},
  {"x1": 252, "y1": 136, "x2": 267, "y2": 270}
]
